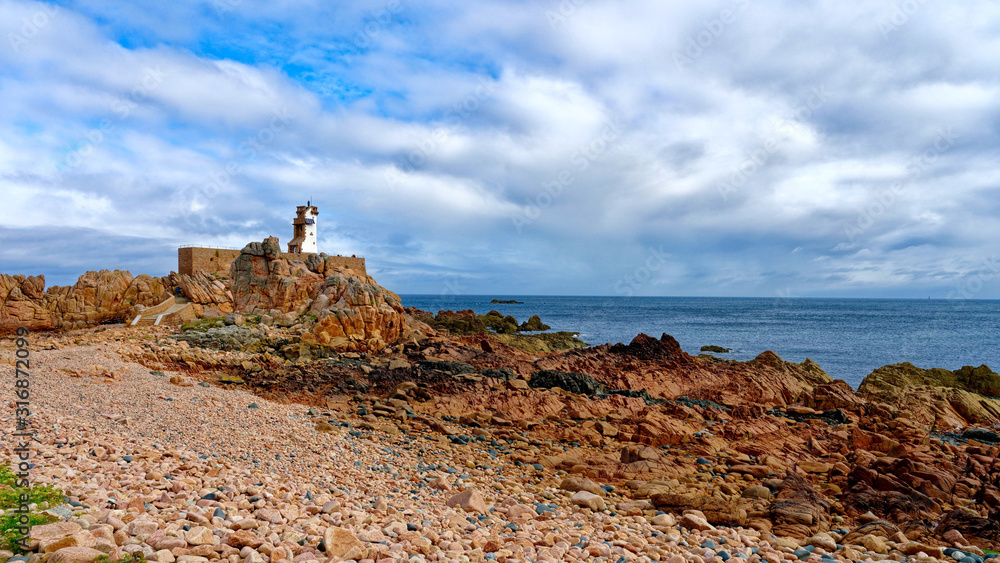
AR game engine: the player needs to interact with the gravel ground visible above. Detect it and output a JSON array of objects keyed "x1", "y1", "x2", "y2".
[{"x1": 0, "y1": 327, "x2": 970, "y2": 563}]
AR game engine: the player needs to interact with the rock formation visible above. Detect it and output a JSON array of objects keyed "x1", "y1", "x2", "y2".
[
  {"x1": 534, "y1": 333, "x2": 834, "y2": 408},
  {"x1": 0, "y1": 271, "x2": 169, "y2": 332},
  {"x1": 228, "y1": 237, "x2": 411, "y2": 352},
  {"x1": 858, "y1": 362, "x2": 1000, "y2": 427}
]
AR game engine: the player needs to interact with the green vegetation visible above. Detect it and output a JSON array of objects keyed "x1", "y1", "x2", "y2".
[
  {"x1": 421, "y1": 310, "x2": 563, "y2": 343},
  {"x1": 180, "y1": 316, "x2": 225, "y2": 332},
  {"x1": 423, "y1": 312, "x2": 487, "y2": 335},
  {"x1": 700, "y1": 345, "x2": 731, "y2": 353},
  {"x1": 95, "y1": 555, "x2": 147, "y2": 563},
  {"x1": 859, "y1": 362, "x2": 1000, "y2": 397},
  {"x1": 518, "y1": 315, "x2": 550, "y2": 332},
  {"x1": 0, "y1": 465, "x2": 65, "y2": 553},
  {"x1": 480, "y1": 311, "x2": 519, "y2": 334},
  {"x1": 491, "y1": 331, "x2": 589, "y2": 354}
]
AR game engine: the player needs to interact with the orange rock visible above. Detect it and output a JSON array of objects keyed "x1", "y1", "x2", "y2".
[
  {"x1": 446, "y1": 488, "x2": 488, "y2": 514},
  {"x1": 48, "y1": 547, "x2": 106, "y2": 563}
]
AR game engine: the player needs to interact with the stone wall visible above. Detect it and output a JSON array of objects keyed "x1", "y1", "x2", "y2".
[
  {"x1": 177, "y1": 248, "x2": 242, "y2": 277},
  {"x1": 178, "y1": 247, "x2": 366, "y2": 277}
]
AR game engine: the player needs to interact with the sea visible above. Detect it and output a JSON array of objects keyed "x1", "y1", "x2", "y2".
[{"x1": 398, "y1": 295, "x2": 1000, "y2": 389}]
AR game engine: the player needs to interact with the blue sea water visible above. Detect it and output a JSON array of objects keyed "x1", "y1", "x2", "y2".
[{"x1": 398, "y1": 295, "x2": 1000, "y2": 389}]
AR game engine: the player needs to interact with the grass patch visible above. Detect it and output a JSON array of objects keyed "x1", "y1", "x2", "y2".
[
  {"x1": 180, "y1": 317, "x2": 225, "y2": 332},
  {"x1": 0, "y1": 465, "x2": 65, "y2": 553},
  {"x1": 95, "y1": 555, "x2": 147, "y2": 563},
  {"x1": 490, "y1": 331, "x2": 589, "y2": 354}
]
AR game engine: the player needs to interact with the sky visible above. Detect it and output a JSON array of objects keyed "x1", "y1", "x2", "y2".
[{"x1": 1, "y1": 0, "x2": 999, "y2": 299}]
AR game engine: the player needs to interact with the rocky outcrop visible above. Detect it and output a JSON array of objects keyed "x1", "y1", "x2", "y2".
[
  {"x1": 230, "y1": 237, "x2": 409, "y2": 352},
  {"x1": 860, "y1": 362, "x2": 1000, "y2": 397},
  {"x1": 165, "y1": 271, "x2": 234, "y2": 316},
  {"x1": 1, "y1": 270, "x2": 169, "y2": 332},
  {"x1": 0, "y1": 273, "x2": 53, "y2": 331},
  {"x1": 767, "y1": 471, "x2": 832, "y2": 538},
  {"x1": 534, "y1": 333, "x2": 833, "y2": 407},
  {"x1": 858, "y1": 363, "x2": 1000, "y2": 426}
]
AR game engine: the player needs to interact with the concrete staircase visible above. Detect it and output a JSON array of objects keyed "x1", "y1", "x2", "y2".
[{"x1": 130, "y1": 296, "x2": 193, "y2": 327}]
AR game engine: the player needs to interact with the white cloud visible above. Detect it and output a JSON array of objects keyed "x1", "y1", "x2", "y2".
[{"x1": 1, "y1": 0, "x2": 1000, "y2": 296}]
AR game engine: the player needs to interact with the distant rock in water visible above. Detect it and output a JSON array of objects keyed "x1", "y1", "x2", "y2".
[
  {"x1": 490, "y1": 299, "x2": 523, "y2": 304},
  {"x1": 700, "y1": 345, "x2": 731, "y2": 353}
]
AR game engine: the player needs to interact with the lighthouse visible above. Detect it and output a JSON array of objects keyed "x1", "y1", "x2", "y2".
[{"x1": 287, "y1": 202, "x2": 318, "y2": 254}]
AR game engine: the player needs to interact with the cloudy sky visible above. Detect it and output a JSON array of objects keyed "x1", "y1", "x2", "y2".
[{"x1": 1, "y1": 0, "x2": 998, "y2": 298}]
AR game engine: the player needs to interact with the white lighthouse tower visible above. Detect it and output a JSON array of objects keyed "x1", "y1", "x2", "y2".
[{"x1": 287, "y1": 202, "x2": 318, "y2": 254}]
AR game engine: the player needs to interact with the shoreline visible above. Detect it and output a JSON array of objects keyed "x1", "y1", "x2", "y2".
[
  {"x1": 1, "y1": 246, "x2": 999, "y2": 562},
  {"x1": 0, "y1": 324, "x2": 997, "y2": 563}
]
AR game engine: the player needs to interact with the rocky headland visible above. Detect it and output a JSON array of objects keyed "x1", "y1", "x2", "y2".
[{"x1": 1, "y1": 239, "x2": 999, "y2": 563}]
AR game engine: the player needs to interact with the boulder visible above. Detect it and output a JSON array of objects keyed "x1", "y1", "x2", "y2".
[
  {"x1": 446, "y1": 488, "x2": 488, "y2": 514},
  {"x1": 559, "y1": 477, "x2": 603, "y2": 495},
  {"x1": 48, "y1": 547, "x2": 105, "y2": 563},
  {"x1": 519, "y1": 315, "x2": 551, "y2": 332},
  {"x1": 935, "y1": 508, "x2": 1000, "y2": 549},
  {"x1": 621, "y1": 445, "x2": 661, "y2": 464},
  {"x1": 767, "y1": 471, "x2": 832, "y2": 538},
  {"x1": 225, "y1": 530, "x2": 263, "y2": 549},
  {"x1": 571, "y1": 491, "x2": 606, "y2": 511},
  {"x1": 679, "y1": 513, "x2": 714, "y2": 531},
  {"x1": 650, "y1": 493, "x2": 747, "y2": 527},
  {"x1": 322, "y1": 527, "x2": 364, "y2": 559}
]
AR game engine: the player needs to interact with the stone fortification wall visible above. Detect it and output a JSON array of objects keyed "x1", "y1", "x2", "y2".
[{"x1": 178, "y1": 247, "x2": 365, "y2": 277}]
